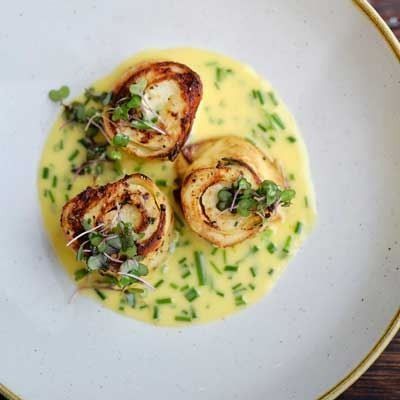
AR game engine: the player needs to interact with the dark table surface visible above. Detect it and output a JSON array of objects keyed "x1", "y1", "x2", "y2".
[{"x1": 339, "y1": 1, "x2": 400, "y2": 399}]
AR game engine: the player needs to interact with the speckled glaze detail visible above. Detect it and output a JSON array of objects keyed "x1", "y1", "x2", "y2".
[{"x1": 317, "y1": 6, "x2": 400, "y2": 400}]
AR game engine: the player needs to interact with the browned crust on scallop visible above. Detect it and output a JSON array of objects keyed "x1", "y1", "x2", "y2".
[
  {"x1": 103, "y1": 61, "x2": 203, "y2": 161},
  {"x1": 60, "y1": 174, "x2": 172, "y2": 265}
]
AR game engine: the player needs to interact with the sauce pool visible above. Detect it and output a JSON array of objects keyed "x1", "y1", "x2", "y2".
[{"x1": 38, "y1": 48, "x2": 316, "y2": 326}]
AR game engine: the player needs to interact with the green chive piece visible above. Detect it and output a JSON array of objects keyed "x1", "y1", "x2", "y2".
[
  {"x1": 250, "y1": 266, "x2": 257, "y2": 277},
  {"x1": 68, "y1": 149, "x2": 79, "y2": 161},
  {"x1": 271, "y1": 113, "x2": 285, "y2": 129},
  {"x1": 180, "y1": 284, "x2": 189, "y2": 292},
  {"x1": 269, "y1": 135, "x2": 276, "y2": 142},
  {"x1": 181, "y1": 270, "x2": 191, "y2": 279},
  {"x1": 156, "y1": 179, "x2": 167, "y2": 187},
  {"x1": 178, "y1": 257, "x2": 187, "y2": 264},
  {"x1": 74, "y1": 268, "x2": 88, "y2": 281},
  {"x1": 210, "y1": 261, "x2": 222, "y2": 275},
  {"x1": 249, "y1": 283, "x2": 256, "y2": 290},
  {"x1": 224, "y1": 265, "x2": 239, "y2": 272},
  {"x1": 152, "y1": 306, "x2": 159, "y2": 319},
  {"x1": 267, "y1": 242, "x2": 277, "y2": 254},
  {"x1": 175, "y1": 315, "x2": 191, "y2": 322},
  {"x1": 191, "y1": 307, "x2": 197, "y2": 319},
  {"x1": 94, "y1": 288, "x2": 106, "y2": 301},
  {"x1": 268, "y1": 91, "x2": 278, "y2": 106},
  {"x1": 257, "y1": 123, "x2": 267, "y2": 132},
  {"x1": 232, "y1": 283, "x2": 242, "y2": 290},
  {"x1": 289, "y1": 173, "x2": 295, "y2": 181},
  {"x1": 256, "y1": 90, "x2": 264, "y2": 105},
  {"x1": 52, "y1": 175, "x2": 58, "y2": 188},
  {"x1": 139, "y1": 304, "x2": 148, "y2": 309},
  {"x1": 154, "y1": 279, "x2": 164, "y2": 288},
  {"x1": 223, "y1": 249, "x2": 227, "y2": 263},
  {"x1": 156, "y1": 297, "x2": 172, "y2": 305},
  {"x1": 42, "y1": 167, "x2": 49, "y2": 179},
  {"x1": 235, "y1": 295, "x2": 246, "y2": 306},
  {"x1": 194, "y1": 251, "x2": 207, "y2": 286},
  {"x1": 283, "y1": 236, "x2": 292, "y2": 254},
  {"x1": 294, "y1": 221, "x2": 303, "y2": 234},
  {"x1": 211, "y1": 247, "x2": 218, "y2": 255},
  {"x1": 169, "y1": 282, "x2": 179, "y2": 289},
  {"x1": 185, "y1": 287, "x2": 200, "y2": 302},
  {"x1": 268, "y1": 268, "x2": 275, "y2": 276},
  {"x1": 215, "y1": 290, "x2": 225, "y2": 297},
  {"x1": 287, "y1": 136, "x2": 297, "y2": 143},
  {"x1": 46, "y1": 189, "x2": 55, "y2": 203},
  {"x1": 304, "y1": 196, "x2": 309, "y2": 208}
]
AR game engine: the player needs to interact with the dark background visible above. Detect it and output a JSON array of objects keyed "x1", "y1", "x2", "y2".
[{"x1": 1, "y1": 1, "x2": 399, "y2": 400}]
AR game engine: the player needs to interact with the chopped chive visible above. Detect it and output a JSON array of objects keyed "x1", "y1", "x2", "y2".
[
  {"x1": 46, "y1": 189, "x2": 55, "y2": 203},
  {"x1": 223, "y1": 249, "x2": 227, "y2": 263},
  {"x1": 53, "y1": 139, "x2": 64, "y2": 151},
  {"x1": 215, "y1": 290, "x2": 225, "y2": 297},
  {"x1": 182, "y1": 310, "x2": 189, "y2": 315},
  {"x1": 211, "y1": 247, "x2": 218, "y2": 255},
  {"x1": 268, "y1": 91, "x2": 278, "y2": 106},
  {"x1": 178, "y1": 257, "x2": 187, "y2": 264},
  {"x1": 173, "y1": 212, "x2": 185, "y2": 229},
  {"x1": 283, "y1": 236, "x2": 292, "y2": 254},
  {"x1": 235, "y1": 295, "x2": 246, "y2": 306},
  {"x1": 294, "y1": 221, "x2": 303, "y2": 234},
  {"x1": 175, "y1": 315, "x2": 191, "y2": 322},
  {"x1": 191, "y1": 307, "x2": 197, "y2": 319},
  {"x1": 194, "y1": 251, "x2": 207, "y2": 286},
  {"x1": 250, "y1": 266, "x2": 257, "y2": 277},
  {"x1": 268, "y1": 268, "x2": 275, "y2": 276},
  {"x1": 224, "y1": 265, "x2": 239, "y2": 272},
  {"x1": 289, "y1": 173, "x2": 295, "y2": 181},
  {"x1": 154, "y1": 279, "x2": 164, "y2": 288},
  {"x1": 210, "y1": 261, "x2": 222, "y2": 275},
  {"x1": 251, "y1": 89, "x2": 257, "y2": 99},
  {"x1": 42, "y1": 167, "x2": 49, "y2": 179},
  {"x1": 169, "y1": 282, "x2": 179, "y2": 289},
  {"x1": 156, "y1": 297, "x2": 172, "y2": 305},
  {"x1": 74, "y1": 268, "x2": 88, "y2": 281},
  {"x1": 51, "y1": 175, "x2": 58, "y2": 188},
  {"x1": 94, "y1": 288, "x2": 106, "y2": 301},
  {"x1": 304, "y1": 196, "x2": 309, "y2": 208},
  {"x1": 68, "y1": 149, "x2": 79, "y2": 161},
  {"x1": 269, "y1": 135, "x2": 276, "y2": 142},
  {"x1": 64, "y1": 194, "x2": 70, "y2": 202},
  {"x1": 271, "y1": 113, "x2": 285, "y2": 129},
  {"x1": 139, "y1": 304, "x2": 148, "y2": 309},
  {"x1": 257, "y1": 123, "x2": 267, "y2": 132},
  {"x1": 249, "y1": 283, "x2": 256, "y2": 290},
  {"x1": 232, "y1": 283, "x2": 243, "y2": 290},
  {"x1": 287, "y1": 136, "x2": 297, "y2": 143},
  {"x1": 256, "y1": 90, "x2": 264, "y2": 105},
  {"x1": 180, "y1": 284, "x2": 189, "y2": 292},
  {"x1": 156, "y1": 179, "x2": 167, "y2": 187},
  {"x1": 181, "y1": 270, "x2": 191, "y2": 279},
  {"x1": 267, "y1": 242, "x2": 277, "y2": 254},
  {"x1": 184, "y1": 287, "x2": 199, "y2": 302},
  {"x1": 152, "y1": 306, "x2": 159, "y2": 319}
]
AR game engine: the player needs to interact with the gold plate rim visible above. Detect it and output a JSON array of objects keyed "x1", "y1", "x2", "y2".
[{"x1": 1, "y1": 1, "x2": 399, "y2": 400}]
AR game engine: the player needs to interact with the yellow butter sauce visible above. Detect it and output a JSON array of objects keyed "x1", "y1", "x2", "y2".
[{"x1": 38, "y1": 48, "x2": 316, "y2": 326}]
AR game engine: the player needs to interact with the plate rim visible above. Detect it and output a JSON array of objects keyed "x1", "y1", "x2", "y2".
[{"x1": 1, "y1": 1, "x2": 399, "y2": 399}]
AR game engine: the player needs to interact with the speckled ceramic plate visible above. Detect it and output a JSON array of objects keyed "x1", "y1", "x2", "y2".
[{"x1": 1, "y1": 1, "x2": 399, "y2": 399}]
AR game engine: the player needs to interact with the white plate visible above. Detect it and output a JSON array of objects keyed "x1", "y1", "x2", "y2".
[{"x1": 1, "y1": 1, "x2": 399, "y2": 399}]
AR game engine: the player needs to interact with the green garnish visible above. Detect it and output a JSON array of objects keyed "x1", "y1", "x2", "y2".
[
  {"x1": 153, "y1": 306, "x2": 159, "y2": 319},
  {"x1": 94, "y1": 288, "x2": 106, "y2": 301},
  {"x1": 51, "y1": 176, "x2": 58, "y2": 188},
  {"x1": 42, "y1": 167, "x2": 49, "y2": 179},
  {"x1": 179, "y1": 257, "x2": 187, "y2": 264},
  {"x1": 181, "y1": 270, "x2": 191, "y2": 279},
  {"x1": 283, "y1": 236, "x2": 292, "y2": 254},
  {"x1": 112, "y1": 133, "x2": 130, "y2": 147},
  {"x1": 216, "y1": 177, "x2": 295, "y2": 218},
  {"x1": 268, "y1": 91, "x2": 278, "y2": 106},
  {"x1": 185, "y1": 287, "x2": 200, "y2": 302},
  {"x1": 156, "y1": 297, "x2": 172, "y2": 305},
  {"x1": 68, "y1": 149, "x2": 79, "y2": 162},
  {"x1": 154, "y1": 279, "x2": 164, "y2": 288},
  {"x1": 169, "y1": 283, "x2": 179, "y2": 289},
  {"x1": 294, "y1": 221, "x2": 303, "y2": 234},
  {"x1": 175, "y1": 315, "x2": 191, "y2": 322},
  {"x1": 304, "y1": 196, "x2": 309, "y2": 208},
  {"x1": 287, "y1": 136, "x2": 297, "y2": 143},
  {"x1": 215, "y1": 290, "x2": 225, "y2": 297},
  {"x1": 257, "y1": 123, "x2": 267, "y2": 132},
  {"x1": 210, "y1": 261, "x2": 222, "y2": 275},
  {"x1": 267, "y1": 242, "x2": 277, "y2": 254},
  {"x1": 250, "y1": 266, "x2": 257, "y2": 277},
  {"x1": 194, "y1": 251, "x2": 207, "y2": 286},
  {"x1": 106, "y1": 147, "x2": 122, "y2": 161},
  {"x1": 155, "y1": 179, "x2": 167, "y2": 187},
  {"x1": 211, "y1": 247, "x2": 218, "y2": 255},
  {"x1": 271, "y1": 113, "x2": 285, "y2": 130},
  {"x1": 74, "y1": 268, "x2": 88, "y2": 281},
  {"x1": 48, "y1": 85, "x2": 70, "y2": 102},
  {"x1": 224, "y1": 265, "x2": 239, "y2": 272},
  {"x1": 249, "y1": 283, "x2": 256, "y2": 290},
  {"x1": 268, "y1": 268, "x2": 275, "y2": 276},
  {"x1": 235, "y1": 295, "x2": 246, "y2": 306},
  {"x1": 180, "y1": 284, "x2": 189, "y2": 292}
]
